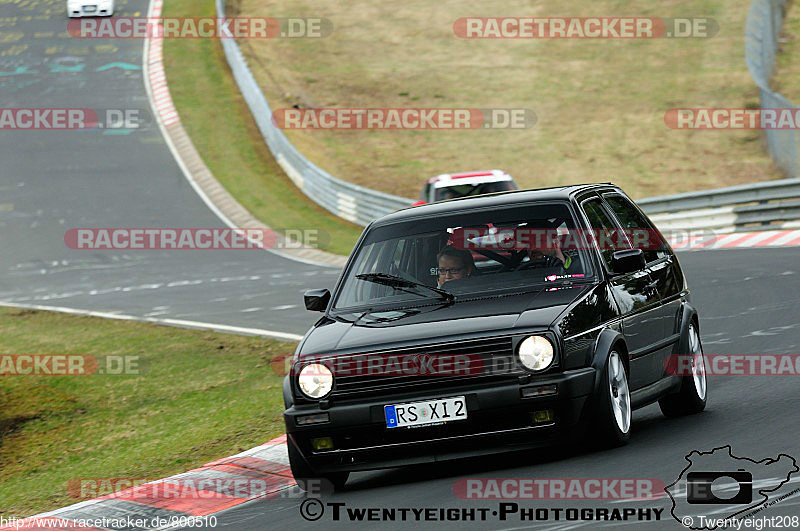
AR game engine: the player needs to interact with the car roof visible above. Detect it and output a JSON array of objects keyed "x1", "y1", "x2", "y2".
[
  {"x1": 433, "y1": 175, "x2": 513, "y2": 188},
  {"x1": 427, "y1": 169, "x2": 512, "y2": 185},
  {"x1": 376, "y1": 182, "x2": 618, "y2": 226}
]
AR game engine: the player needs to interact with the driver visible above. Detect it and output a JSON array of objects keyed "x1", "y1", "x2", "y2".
[{"x1": 435, "y1": 246, "x2": 475, "y2": 288}]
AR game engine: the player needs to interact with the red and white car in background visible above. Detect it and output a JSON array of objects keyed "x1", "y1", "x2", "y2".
[
  {"x1": 413, "y1": 170, "x2": 519, "y2": 205},
  {"x1": 67, "y1": 0, "x2": 115, "y2": 17}
]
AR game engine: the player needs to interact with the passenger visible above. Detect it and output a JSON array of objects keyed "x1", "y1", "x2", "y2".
[
  {"x1": 528, "y1": 235, "x2": 578, "y2": 272},
  {"x1": 435, "y1": 245, "x2": 475, "y2": 288}
]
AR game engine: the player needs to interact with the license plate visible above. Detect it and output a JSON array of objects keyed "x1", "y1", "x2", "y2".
[
  {"x1": 85, "y1": 5, "x2": 97, "y2": 11},
  {"x1": 384, "y1": 396, "x2": 467, "y2": 428}
]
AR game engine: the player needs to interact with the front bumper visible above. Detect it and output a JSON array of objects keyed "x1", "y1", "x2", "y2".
[{"x1": 285, "y1": 366, "x2": 596, "y2": 474}]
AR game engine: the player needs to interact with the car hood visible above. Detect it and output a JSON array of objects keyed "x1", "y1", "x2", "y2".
[{"x1": 298, "y1": 283, "x2": 593, "y2": 356}]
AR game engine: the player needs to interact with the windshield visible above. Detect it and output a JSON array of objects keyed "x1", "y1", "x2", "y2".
[
  {"x1": 333, "y1": 201, "x2": 594, "y2": 311},
  {"x1": 434, "y1": 181, "x2": 516, "y2": 201}
]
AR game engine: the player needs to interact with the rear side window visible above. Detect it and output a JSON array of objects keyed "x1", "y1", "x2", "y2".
[
  {"x1": 603, "y1": 193, "x2": 669, "y2": 263},
  {"x1": 581, "y1": 198, "x2": 631, "y2": 269}
]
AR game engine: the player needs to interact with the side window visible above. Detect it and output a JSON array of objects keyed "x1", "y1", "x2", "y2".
[
  {"x1": 603, "y1": 194, "x2": 668, "y2": 263},
  {"x1": 581, "y1": 198, "x2": 631, "y2": 269}
]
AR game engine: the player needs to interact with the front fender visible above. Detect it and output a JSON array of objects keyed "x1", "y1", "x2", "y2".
[
  {"x1": 674, "y1": 302, "x2": 699, "y2": 354},
  {"x1": 590, "y1": 327, "x2": 626, "y2": 396},
  {"x1": 283, "y1": 375, "x2": 293, "y2": 409}
]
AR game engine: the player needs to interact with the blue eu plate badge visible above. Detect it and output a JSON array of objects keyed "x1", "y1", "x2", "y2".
[{"x1": 384, "y1": 405, "x2": 398, "y2": 428}]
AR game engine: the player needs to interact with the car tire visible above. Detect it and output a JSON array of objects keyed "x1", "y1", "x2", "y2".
[
  {"x1": 593, "y1": 350, "x2": 632, "y2": 447},
  {"x1": 659, "y1": 322, "x2": 707, "y2": 417},
  {"x1": 288, "y1": 438, "x2": 349, "y2": 492}
]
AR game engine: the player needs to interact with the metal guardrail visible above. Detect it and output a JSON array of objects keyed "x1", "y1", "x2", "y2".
[
  {"x1": 215, "y1": 0, "x2": 411, "y2": 227},
  {"x1": 638, "y1": 177, "x2": 800, "y2": 213},
  {"x1": 639, "y1": 177, "x2": 800, "y2": 232},
  {"x1": 216, "y1": 0, "x2": 800, "y2": 233},
  {"x1": 745, "y1": 0, "x2": 798, "y2": 177}
]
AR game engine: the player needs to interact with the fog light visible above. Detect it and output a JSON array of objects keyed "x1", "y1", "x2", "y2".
[
  {"x1": 296, "y1": 413, "x2": 330, "y2": 426},
  {"x1": 531, "y1": 409, "x2": 555, "y2": 424},
  {"x1": 521, "y1": 384, "x2": 558, "y2": 398},
  {"x1": 311, "y1": 437, "x2": 335, "y2": 451}
]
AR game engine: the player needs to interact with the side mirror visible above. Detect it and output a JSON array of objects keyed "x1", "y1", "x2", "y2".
[
  {"x1": 610, "y1": 249, "x2": 646, "y2": 275},
  {"x1": 304, "y1": 289, "x2": 331, "y2": 312}
]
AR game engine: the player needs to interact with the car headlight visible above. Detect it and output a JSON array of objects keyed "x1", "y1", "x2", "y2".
[
  {"x1": 517, "y1": 335, "x2": 555, "y2": 372},
  {"x1": 297, "y1": 363, "x2": 333, "y2": 399}
]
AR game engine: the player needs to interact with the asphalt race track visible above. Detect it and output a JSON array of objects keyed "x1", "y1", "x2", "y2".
[
  {"x1": 3, "y1": 2, "x2": 800, "y2": 531},
  {"x1": 186, "y1": 247, "x2": 800, "y2": 530},
  {"x1": 0, "y1": 0, "x2": 339, "y2": 337}
]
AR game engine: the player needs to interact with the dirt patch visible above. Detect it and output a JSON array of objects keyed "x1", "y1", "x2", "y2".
[{"x1": 0, "y1": 415, "x2": 40, "y2": 442}]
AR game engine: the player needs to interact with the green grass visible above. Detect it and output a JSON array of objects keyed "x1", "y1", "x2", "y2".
[
  {"x1": 231, "y1": 0, "x2": 782, "y2": 198},
  {"x1": 161, "y1": 0, "x2": 363, "y2": 256},
  {"x1": 0, "y1": 308, "x2": 294, "y2": 516},
  {"x1": 162, "y1": 0, "x2": 792, "y2": 256},
  {"x1": 775, "y1": 2, "x2": 800, "y2": 102}
]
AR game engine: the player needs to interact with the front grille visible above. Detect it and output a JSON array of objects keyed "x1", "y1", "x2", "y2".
[{"x1": 322, "y1": 336, "x2": 523, "y2": 399}]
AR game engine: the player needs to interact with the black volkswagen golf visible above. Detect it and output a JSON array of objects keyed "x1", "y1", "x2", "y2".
[{"x1": 285, "y1": 183, "x2": 707, "y2": 489}]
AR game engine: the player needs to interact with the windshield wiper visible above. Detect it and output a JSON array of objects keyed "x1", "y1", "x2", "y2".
[{"x1": 355, "y1": 273, "x2": 455, "y2": 303}]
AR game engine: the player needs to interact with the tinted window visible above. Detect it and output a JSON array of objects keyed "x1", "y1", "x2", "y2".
[
  {"x1": 434, "y1": 181, "x2": 515, "y2": 201},
  {"x1": 581, "y1": 198, "x2": 631, "y2": 269},
  {"x1": 603, "y1": 193, "x2": 668, "y2": 263},
  {"x1": 334, "y1": 202, "x2": 594, "y2": 310}
]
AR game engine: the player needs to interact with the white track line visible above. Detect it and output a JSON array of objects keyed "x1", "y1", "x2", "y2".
[
  {"x1": 142, "y1": 0, "x2": 233, "y2": 228},
  {"x1": 0, "y1": 302, "x2": 303, "y2": 341},
  {"x1": 141, "y1": 0, "x2": 332, "y2": 268}
]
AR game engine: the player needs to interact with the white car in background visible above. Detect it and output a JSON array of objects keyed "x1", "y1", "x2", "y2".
[
  {"x1": 67, "y1": 0, "x2": 115, "y2": 17},
  {"x1": 413, "y1": 170, "x2": 519, "y2": 205}
]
